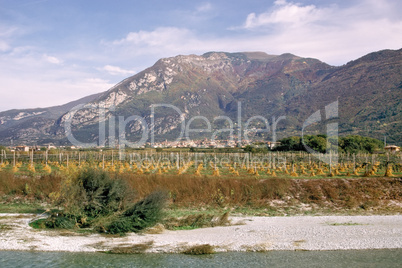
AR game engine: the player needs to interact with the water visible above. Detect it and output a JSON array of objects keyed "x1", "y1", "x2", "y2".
[{"x1": 0, "y1": 250, "x2": 401, "y2": 268}]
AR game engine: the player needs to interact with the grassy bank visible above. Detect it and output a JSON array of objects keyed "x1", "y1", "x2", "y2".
[{"x1": 1, "y1": 170, "x2": 400, "y2": 215}]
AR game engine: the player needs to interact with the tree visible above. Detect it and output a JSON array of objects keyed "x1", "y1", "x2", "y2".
[
  {"x1": 339, "y1": 135, "x2": 383, "y2": 153},
  {"x1": 303, "y1": 135, "x2": 327, "y2": 153},
  {"x1": 274, "y1": 136, "x2": 303, "y2": 151},
  {"x1": 273, "y1": 134, "x2": 383, "y2": 153}
]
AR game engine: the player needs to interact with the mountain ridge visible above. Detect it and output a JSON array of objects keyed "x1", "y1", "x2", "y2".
[{"x1": 0, "y1": 49, "x2": 400, "y2": 146}]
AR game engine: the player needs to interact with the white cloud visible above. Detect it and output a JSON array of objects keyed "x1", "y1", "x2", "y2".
[
  {"x1": 0, "y1": 71, "x2": 114, "y2": 111},
  {"x1": 196, "y1": 2, "x2": 212, "y2": 13},
  {"x1": 0, "y1": 50, "x2": 114, "y2": 111},
  {"x1": 0, "y1": 26, "x2": 19, "y2": 52},
  {"x1": 108, "y1": 27, "x2": 205, "y2": 60},
  {"x1": 234, "y1": 0, "x2": 402, "y2": 64},
  {"x1": 43, "y1": 54, "x2": 62, "y2": 64},
  {"x1": 0, "y1": 25, "x2": 19, "y2": 38},
  {"x1": 113, "y1": 27, "x2": 193, "y2": 47},
  {"x1": 244, "y1": 0, "x2": 325, "y2": 29},
  {"x1": 101, "y1": 65, "x2": 136, "y2": 76},
  {"x1": 0, "y1": 41, "x2": 10, "y2": 52},
  {"x1": 108, "y1": 0, "x2": 402, "y2": 67},
  {"x1": 0, "y1": 75, "x2": 113, "y2": 111}
]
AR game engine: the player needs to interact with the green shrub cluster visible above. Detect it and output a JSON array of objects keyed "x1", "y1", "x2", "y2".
[
  {"x1": 105, "y1": 190, "x2": 168, "y2": 234},
  {"x1": 63, "y1": 168, "x2": 131, "y2": 217},
  {"x1": 38, "y1": 168, "x2": 168, "y2": 234}
]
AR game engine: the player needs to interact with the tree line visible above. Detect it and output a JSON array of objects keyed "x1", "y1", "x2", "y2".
[{"x1": 273, "y1": 135, "x2": 384, "y2": 154}]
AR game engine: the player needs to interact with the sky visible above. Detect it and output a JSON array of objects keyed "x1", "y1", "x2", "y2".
[{"x1": 0, "y1": 0, "x2": 401, "y2": 112}]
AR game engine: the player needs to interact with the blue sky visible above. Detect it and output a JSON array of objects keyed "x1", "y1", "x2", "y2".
[{"x1": 0, "y1": 0, "x2": 401, "y2": 111}]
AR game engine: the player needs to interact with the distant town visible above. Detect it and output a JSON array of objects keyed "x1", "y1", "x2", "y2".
[
  {"x1": 6, "y1": 140, "x2": 400, "y2": 153},
  {"x1": 7, "y1": 139, "x2": 281, "y2": 152}
]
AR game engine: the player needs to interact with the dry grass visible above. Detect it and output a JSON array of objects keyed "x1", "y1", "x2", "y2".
[
  {"x1": 1, "y1": 170, "x2": 401, "y2": 213},
  {"x1": 164, "y1": 211, "x2": 231, "y2": 230},
  {"x1": 0, "y1": 214, "x2": 31, "y2": 219},
  {"x1": 122, "y1": 174, "x2": 401, "y2": 212},
  {"x1": 121, "y1": 173, "x2": 293, "y2": 207},
  {"x1": 292, "y1": 240, "x2": 306, "y2": 247},
  {"x1": 143, "y1": 223, "x2": 165, "y2": 234},
  {"x1": 327, "y1": 222, "x2": 365, "y2": 226},
  {"x1": 0, "y1": 223, "x2": 13, "y2": 231},
  {"x1": 0, "y1": 171, "x2": 61, "y2": 201},
  {"x1": 182, "y1": 244, "x2": 215, "y2": 255},
  {"x1": 108, "y1": 241, "x2": 154, "y2": 254},
  {"x1": 241, "y1": 243, "x2": 271, "y2": 252}
]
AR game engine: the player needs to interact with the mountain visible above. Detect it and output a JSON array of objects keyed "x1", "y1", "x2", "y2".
[
  {"x1": 0, "y1": 49, "x2": 400, "y2": 146},
  {"x1": 0, "y1": 93, "x2": 102, "y2": 145}
]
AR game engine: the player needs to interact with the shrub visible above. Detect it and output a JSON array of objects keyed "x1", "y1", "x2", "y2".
[
  {"x1": 106, "y1": 190, "x2": 168, "y2": 234},
  {"x1": 61, "y1": 168, "x2": 133, "y2": 218},
  {"x1": 43, "y1": 213, "x2": 76, "y2": 229},
  {"x1": 35, "y1": 168, "x2": 167, "y2": 234}
]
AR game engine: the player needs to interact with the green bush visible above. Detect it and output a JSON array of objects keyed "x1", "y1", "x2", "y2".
[
  {"x1": 106, "y1": 190, "x2": 168, "y2": 234},
  {"x1": 62, "y1": 168, "x2": 133, "y2": 218},
  {"x1": 43, "y1": 213, "x2": 76, "y2": 229},
  {"x1": 37, "y1": 168, "x2": 167, "y2": 234}
]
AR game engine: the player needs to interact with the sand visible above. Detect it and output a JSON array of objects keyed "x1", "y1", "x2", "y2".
[{"x1": 0, "y1": 214, "x2": 401, "y2": 253}]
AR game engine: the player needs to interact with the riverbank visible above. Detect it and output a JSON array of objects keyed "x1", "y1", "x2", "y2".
[{"x1": 0, "y1": 214, "x2": 401, "y2": 253}]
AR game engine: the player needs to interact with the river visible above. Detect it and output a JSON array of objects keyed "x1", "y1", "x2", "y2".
[{"x1": 1, "y1": 249, "x2": 401, "y2": 267}]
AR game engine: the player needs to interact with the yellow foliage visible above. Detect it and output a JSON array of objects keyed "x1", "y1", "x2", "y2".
[
  {"x1": 49, "y1": 191, "x2": 60, "y2": 202},
  {"x1": 316, "y1": 168, "x2": 325, "y2": 175},
  {"x1": 384, "y1": 166, "x2": 393, "y2": 177},
  {"x1": 43, "y1": 165, "x2": 52, "y2": 174}
]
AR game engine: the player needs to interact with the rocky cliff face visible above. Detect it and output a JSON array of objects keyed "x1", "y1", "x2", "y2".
[{"x1": 0, "y1": 49, "x2": 400, "y2": 146}]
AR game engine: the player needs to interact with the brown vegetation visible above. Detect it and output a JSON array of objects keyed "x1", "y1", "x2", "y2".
[
  {"x1": 182, "y1": 244, "x2": 215, "y2": 255},
  {"x1": 108, "y1": 241, "x2": 154, "y2": 254},
  {"x1": 0, "y1": 172, "x2": 61, "y2": 201},
  {"x1": 121, "y1": 174, "x2": 401, "y2": 211},
  {"x1": 0, "y1": 170, "x2": 401, "y2": 213}
]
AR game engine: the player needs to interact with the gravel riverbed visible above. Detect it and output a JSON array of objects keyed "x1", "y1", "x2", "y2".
[{"x1": 0, "y1": 214, "x2": 401, "y2": 253}]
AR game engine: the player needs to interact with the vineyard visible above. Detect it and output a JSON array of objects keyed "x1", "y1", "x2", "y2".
[
  {"x1": 0, "y1": 149, "x2": 401, "y2": 216},
  {"x1": 0, "y1": 149, "x2": 401, "y2": 178}
]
